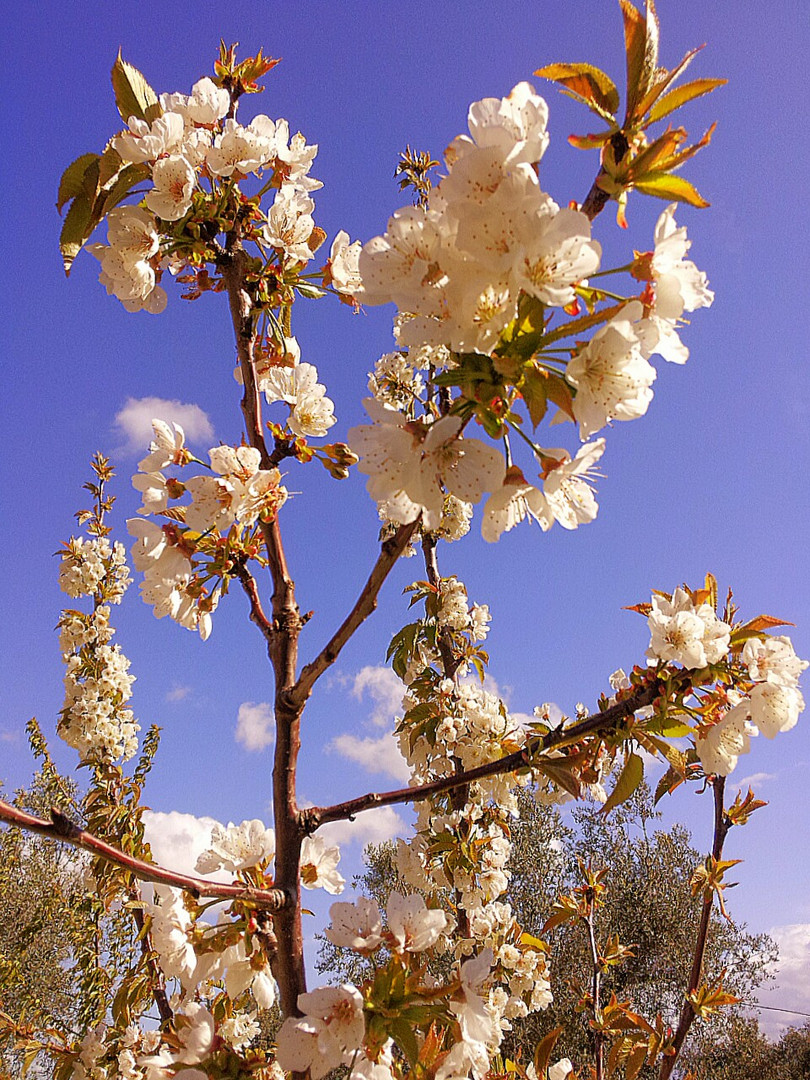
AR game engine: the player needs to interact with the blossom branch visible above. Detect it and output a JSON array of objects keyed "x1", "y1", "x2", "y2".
[
  {"x1": 221, "y1": 237, "x2": 306, "y2": 1017},
  {"x1": 291, "y1": 520, "x2": 420, "y2": 707},
  {"x1": 421, "y1": 533, "x2": 470, "y2": 934},
  {"x1": 303, "y1": 677, "x2": 670, "y2": 830},
  {"x1": 658, "y1": 776, "x2": 731, "y2": 1080},
  {"x1": 0, "y1": 798, "x2": 290, "y2": 909}
]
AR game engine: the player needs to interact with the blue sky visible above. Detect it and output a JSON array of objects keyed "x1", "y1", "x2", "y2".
[{"x1": 3, "y1": 0, "x2": 809, "y2": 1033}]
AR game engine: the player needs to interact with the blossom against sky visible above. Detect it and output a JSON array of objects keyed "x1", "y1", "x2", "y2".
[{"x1": 3, "y1": 0, "x2": 809, "y2": 1032}]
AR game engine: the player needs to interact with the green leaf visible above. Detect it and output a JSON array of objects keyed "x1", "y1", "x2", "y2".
[
  {"x1": 534, "y1": 62, "x2": 620, "y2": 117},
  {"x1": 60, "y1": 194, "x2": 94, "y2": 274},
  {"x1": 391, "y1": 1016, "x2": 420, "y2": 1066},
  {"x1": 56, "y1": 153, "x2": 100, "y2": 214},
  {"x1": 620, "y1": 0, "x2": 655, "y2": 122},
  {"x1": 636, "y1": 45, "x2": 702, "y2": 121},
  {"x1": 542, "y1": 299, "x2": 628, "y2": 348},
  {"x1": 111, "y1": 51, "x2": 161, "y2": 125},
  {"x1": 519, "y1": 365, "x2": 549, "y2": 427},
  {"x1": 568, "y1": 130, "x2": 614, "y2": 150},
  {"x1": 646, "y1": 77, "x2": 727, "y2": 125},
  {"x1": 98, "y1": 144, "x2": 124, "y2": 188},
  {"x1": 99, "y1": 162, "x2": 151, "y2": 215},
  {"x1": 544, "y1": 372, "x2": 576, "y2": 421},
  {"x1": 533, "y1": 1025, "x2": 565, "y2": 1077},
  {"x1": 654, "y1": 763, "x2": 684, "y2": 804},
  {"x1": 632, "y1": 171, "x2": 709, "y2": 207},
  {"x1": 601, "y1": 751, "x2": 644, "y2": 815}
]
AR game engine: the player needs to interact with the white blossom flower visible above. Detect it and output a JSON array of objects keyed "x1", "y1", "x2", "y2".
[
  {"x1": 451, "y1": 950, "x2": 497, "y2": 1047},
  {"x1": 325, "y1": 897, "x2": 383, "y2": 951},
  {"x1": 741, "y1": 636, "x2": 808, "y2": 688},
  {"x1": 328, "y1": 230, "x2": 363, "y2": 296},
  {"x1": 145, "y1": 886, "x2": 197, "y2": 989},
  {"x1": 276, "y1": 985, "x2": 365, "y2": 1080},
  {"x1": 195, "y1": 819, "x2": 276, "y2": 874},
  {"x1": 566, "y1": 316, "x2": 657, "y2": 439},
  {"x1": 160, "y1": 77, "x2": 230, "y2": 126},
  {"x1": 132, "y1": 471, "x2": 171, "y2": 515},
  {"x1": 172, "y1": 1003, "x2": 215, "y2": 1065},
  {"x1": 695, "y1": 700, "x2": 753, "y2": 775},
  {"x1": 218, "y1": 1012, "x2": 260, "y2": 1053},
  {"x1": 386, "y1": 892, "x2": 449, "y2": 952},
  {"x1": 113, "y1": 112, "x2": 185, "y2": 163},
  {"x1": 206, "y1": 118, "x2": 273, "y2": 177},
  {"x1": 264, "y1": 190, "x2": 316, "y2": 263},
  {"x1": 651, "y1": 204, "x2": 714, "y2": 320},
  {"x1": 482, "y1": 469, "x2": 552, "y2": 541},
  {"x1": 513, "y1": 206, "x2": 601, "y2": 307},
  {"x1": 745, "y1": 682, "x2": 804, "y2": 738},
  {"x1": 145, "y1": 155, "x2": 196, "y2": 221},
  {"x1": 458, "y1": 81, "x2": 550, "y2": 168},
  {"x1": 647, "y1": 588, "x2": 731, "y2": 669},
  {"x1": 300, "y1": 836, "x2": 345, "y2": 894},
  {"x1": 542, "y1": 439, "x2": 605, "y2": 530},
  {"x1": 139, "y1": 419, "x2": 189, "y2": 472}
]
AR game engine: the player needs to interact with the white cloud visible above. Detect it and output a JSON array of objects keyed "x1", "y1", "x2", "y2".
[
  {"x1": 732, "y1": 771, "x2": 776, "y2": 789},
  {"x1": 756, "y1": 923, "x2": 810, "y2": 1038},
  {"x1": 328, "y1": 731, "x2": 410, "y2": 783},
  {"x1": 351, "y1": 666, "x2": 404, "y2": 728},
  {"x1": 318, "y1": 805, "x2": 409, "y2": 848},
  {"x1": 142, "y1": 809, "x2": 222, "y2": 880},
  {"x1": 113, "y1": 396, "x2": 214, "y2": 456},
  {"x1": 166, "y1": 683, "x2": 192, "y2": 703},
  {"x1": 0, "y1": 729, "x2": 19, "y2": 744},
  {"x1": 236, "y1": 701, "x2": 275, "y2": 752}
]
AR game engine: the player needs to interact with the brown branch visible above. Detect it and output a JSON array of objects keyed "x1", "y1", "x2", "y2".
[
  {"x1": 129, "y1": 884, "x2": 174, "y2": 1024},
  {"x1": 420, "y1": 533, "x2": 469, "y2": 934},
  {"x1": 304, "y1": 677, "x2": 669, "y2": 831},
  {"x1": 221, "y1": 242, "x2": 306, "y2": 1018},
  {"x1": 585, "y1": 904, "x2": 605, "y2": 1080},
  {"x1": 659, "y1": 776, "x2": 730, "y2": 1080},
  {"x1": 581, "y1": 132, "x2": 629, "y2": 221},
  {"x1": 234, "y1": 560, "x2": 275, "y2": 648},
  {"x1": 291, "y1": 520, "x2": 420, "y2": 708},
  {"x1": 0, "y1": 798, "x2": 290, "y2": 909}
]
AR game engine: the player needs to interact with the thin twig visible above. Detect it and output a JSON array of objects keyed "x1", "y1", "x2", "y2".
[
  {"x1": 0, "y1": 798, "x2": 290, "y2": 909},
  {"x1": 303, "y1": 677, "x2": 670, "y2": 830},
  {"x1": 234, "y1": 560, "x2": 275, "y2": 648},
  {"x1": 292, "y1": 520, "x2": 420, "y2": 707},
  {"x1": 585, "y1": 903, "x2": 605, "y2": 1080},
  {"x1": 658, "y1": 776, "x2": 730, "y2": 1080},
  {"x1": 420, "y1": 533, "x2": 469, "y2": 934},
  {"x1": 129, "y1": 885, "x2": 174, "y2": 1023}
]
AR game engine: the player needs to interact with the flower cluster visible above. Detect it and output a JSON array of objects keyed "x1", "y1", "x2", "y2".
[
  {"x1": 351, "y1": 80, "x2": 713, "y2": 546},
  {"x1": 57, "y1": 535, "x2": 139, "y2": 763},
  {"x1": 643, "y1": 584, "x2": 807, "y2": 776},
  {"x1": 359, "y1": 82, "x2": 598, "y2": 354},
  {"x1": 87, "y1": 74, "x2": 362, "y2": 321},
  {"x1": 128, "y1": 419, "x2": 288, "y2": 638}
]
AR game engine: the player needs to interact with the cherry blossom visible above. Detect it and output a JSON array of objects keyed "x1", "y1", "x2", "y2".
[
  {"x1": 566, "y1": 315, "x2": 657, "y2": 439},
  {"x1": 542, "y1": 439, "x2": 606, "y2": 530},
  {"x1": 647, "y1": 588, "x2": 731, "y2": 669},
  {"x1": 386, "y1": 892, "x2": 449, "y2": 952},
  {"x1": 275, "y1": 985, "x2": 365, "y2": 1080},
  {"x1": 194, "y1": 818, "x2": 276, "y2": 874},
  {"x1": 300, "y1": 835, "x2": 345, "y2": 893},
  {"x1": 325, "y1": 897, "x2": 384, "y2": 951}
]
